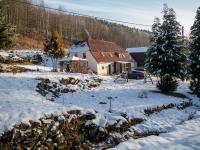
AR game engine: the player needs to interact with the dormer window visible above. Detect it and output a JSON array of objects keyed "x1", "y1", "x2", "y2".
[
  {"x1": 114, "y1": 52, "x2": 119, "y2": 57},
  {"x1": 115, "y1": 52, "x2": 123, "y2": 58}
]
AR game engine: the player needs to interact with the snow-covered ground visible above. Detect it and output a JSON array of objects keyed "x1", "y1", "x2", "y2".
[
  {"x1": 0, "y1": 50, "x2": 54, "y2": 67},
  {"x1": 0, "y1": 61, "x2": 199, "y2": 149},
  {"x1": 112, "y1": 111, "x2": 200, "y2": 150}
]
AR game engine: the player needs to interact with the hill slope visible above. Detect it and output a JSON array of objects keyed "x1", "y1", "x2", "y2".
[{"x1": 1, "y1": 0, "x2": 150, "y2": 49}]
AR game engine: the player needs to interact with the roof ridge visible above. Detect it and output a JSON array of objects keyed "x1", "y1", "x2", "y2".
[{"x1": 88, "y1": 39, "x2": 116, "y2": 45}]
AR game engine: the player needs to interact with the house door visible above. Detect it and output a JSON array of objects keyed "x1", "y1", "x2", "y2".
[
  {"x1": 120, "y1": 63, "x2": 126, "y2": 73},
  {"x1": 108, "y1": 64, "x2": 112, "y2": 75},
  {"x1": 114, "y1": 62, "x2": 117, "y2": 73}
]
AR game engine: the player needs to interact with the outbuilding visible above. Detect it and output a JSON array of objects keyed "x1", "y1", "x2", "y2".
[{"x1": 126, "y1": 47, "x2": 148, "y2": 68}]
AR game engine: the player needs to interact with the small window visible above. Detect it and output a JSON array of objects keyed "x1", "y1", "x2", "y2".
[
  {"x1": 115, "y1": 52, "x2": 120, "y2": 58},
  {"x1": 102, "y1": 66, "x2": 104, "y2": 70},
  {"x1": 74, "y1": 53, "x2": 78, "y2": 57},
  {"x1": 83, "y1": 53, "x2": 86, "y2": 59},
  {"x1": 80, "y1": 43, "x2": 85, "y2": 47}
]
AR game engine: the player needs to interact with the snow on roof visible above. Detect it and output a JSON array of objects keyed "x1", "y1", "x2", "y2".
[
  {"x1": 116, "y1": 61, "x2": 131, "y2": 64},
  {"x1": 60, "y1": 56, "x2": 87, "y2": 62},
  {"x1": 126, "y1": 47, "x2": 148, "y2": 53},
  {"x1": 68, "y1": 41, "x2": 90, "y2": 53}
]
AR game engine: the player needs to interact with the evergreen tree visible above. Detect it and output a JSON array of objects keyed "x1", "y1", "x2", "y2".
[
  {"x1": 189, "y1": 6, "x2": 200, "y2": 97},
  {"x1": 0, "y1": 11, "x2": 13, "y2": 49},
  {"x1": 146, "y1": 4, "x2": 186, "y2": 93},
  {"x1": 44, "y1": 31, "x2": 65, "y2": 71},
  {"x1": 159, "y1": 4, "x2": 186, "y2": 79},
  {"x1": 145, "y1": 17, "x2": 162, "y2": 76}
]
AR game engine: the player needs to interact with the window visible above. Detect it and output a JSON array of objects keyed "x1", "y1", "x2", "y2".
[
  {"x1": 115, "y1": 52, "x2": 120, "y2": 58},
  {"x1": 74, "y1": 53, "x2": 78, "y2": 57},
  {"x1": 102, "y1": 66, "x2": 104, "y2": 70},
  {"x1": 83, "y1": 53, "x2": 86, "y2": 59},
  {"x1": 80, "y1": 43, "x2": 85, "y2": 47}
]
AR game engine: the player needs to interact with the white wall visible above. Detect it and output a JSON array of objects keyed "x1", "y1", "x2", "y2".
[
  {"x1": 97, "y1": 63, "x2": 112, "y2": 75},
  {"x1": 86, "y1": 52, "x2": 98, "y2": 73}
]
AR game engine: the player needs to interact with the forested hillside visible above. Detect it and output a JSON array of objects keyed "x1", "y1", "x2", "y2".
[{"x1": 0, "y1": 0, "x2": 150, "y2": 49}]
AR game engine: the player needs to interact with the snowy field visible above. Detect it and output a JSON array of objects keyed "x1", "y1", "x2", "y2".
[
  {"x1": 0, "y1": 69, "x2": 199, "y2": 149},
  {"x1": 0, "y1": 50, "x2": 199, "y2": 149},
  {"x1": 112, "y1": 112, "x2": 200, "y2": 150}
]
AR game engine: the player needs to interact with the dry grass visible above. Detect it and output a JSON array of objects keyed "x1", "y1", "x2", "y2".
[
  {"x1": 13, "y1": 36, "x2": 44, "y2": 50},
  {"x1": 12, "y1": 35, "x2": 68, "y2": 50}
]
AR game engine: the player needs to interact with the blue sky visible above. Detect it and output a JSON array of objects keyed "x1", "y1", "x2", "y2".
[{"x1": 43, "y1": 0, "x2": 199, "y2": 34}]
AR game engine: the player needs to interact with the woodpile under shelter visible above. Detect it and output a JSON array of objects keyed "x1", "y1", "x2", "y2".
[{"x1": 59, "y1": 56, "x2": 88, "y2": 73}]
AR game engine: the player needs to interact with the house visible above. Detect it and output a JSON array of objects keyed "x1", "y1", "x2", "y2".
[
  {"x1": 64, "y1": 39, "x2": 133, "y2": 75},
  {"x1": 126, "y1": 47, "x2": 148, "y2": 68}
]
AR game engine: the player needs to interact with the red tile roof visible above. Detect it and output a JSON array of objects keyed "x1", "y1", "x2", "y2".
[
  {"x1": 91, "y1": 52, "x2": 132, "y2": 63},
  {"x1": 88, "y1": 39, "x2": 132, "y2": 63},
  {"x1": 88, "y1": 39, "x2": 124, "y2": 52}
]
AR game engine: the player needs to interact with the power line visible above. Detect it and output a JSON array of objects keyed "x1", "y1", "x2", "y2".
[{"x1": 12, "y1": 0, "x2": 152, "y2": 27}]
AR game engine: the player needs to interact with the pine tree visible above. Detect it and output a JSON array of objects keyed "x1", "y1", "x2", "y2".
[
  {"x1": 44, "y1": 31, "x2": 65, "y2": 71},
  {"x1": 146, "y1": 4, "x2": 186, "y2": 93},
  {"x1": 0, "y1": 11, "x2": 13, "y2": 49},
  {"x1": 159, "y1": 4, "x2": 186, "y2": 80},
  {"x1": 145, "y1": 17, "x2": 162, "y2": 76},
  {"x1": 189, "y1": 6, "x2": 200, "y2": 97}
]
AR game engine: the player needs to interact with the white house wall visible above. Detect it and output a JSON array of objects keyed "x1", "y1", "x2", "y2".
[
  {"x1": 97, "y1": 63, "x2": 112, "y2": 75},
  {"x1": 86, "y1": 52, "x2": 98, "y2": 73}
]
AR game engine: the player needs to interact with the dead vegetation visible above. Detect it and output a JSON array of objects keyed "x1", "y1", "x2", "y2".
[
  {"x1": 0, "y1": 99, "x2": 194, "y2": 149},
  {"x1": 13, "y1": 36, "x2": 44, "y2": 50},
  {"x1": 0, "y1": 65, "x2": 27, "y2": 73},
  {"x1": 144, "y1": 101, "x2": 193, "y2": 116},
  {"x1": 36, "y1": 77, "x2": 101, "y2": 101},
  {"x1": 0, "y1": 111, "x2": 145, "y2": 150},
  {"x1": 36, "y1": 78, "x2": 76, "y2": 101}
]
